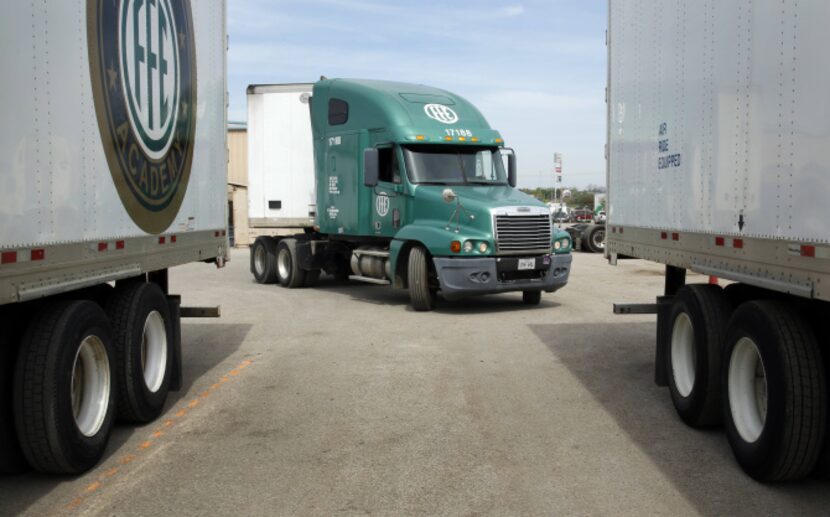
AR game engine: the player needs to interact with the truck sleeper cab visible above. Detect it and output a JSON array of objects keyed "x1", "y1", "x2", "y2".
[{"x1": 249, "y1": 79, "x2": 572, "y2": 310}]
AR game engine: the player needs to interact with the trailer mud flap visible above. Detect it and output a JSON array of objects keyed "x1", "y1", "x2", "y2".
[{"x1": 654, "y1": 295, "x2": 674, "y2": 387}]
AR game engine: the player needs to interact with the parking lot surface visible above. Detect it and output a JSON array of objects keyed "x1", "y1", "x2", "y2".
[{"x1": 1, "y1": 249, "x2": 828, "y2": 516}]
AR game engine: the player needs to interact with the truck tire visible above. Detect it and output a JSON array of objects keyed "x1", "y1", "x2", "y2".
[
  {"x1": 107, "y1": 282, "x2": 173, "y2": 423},
  {"x1": 584, "y1": 225, "x2": 605, "y2": 253},
  {"x1": 408, "y1": 246, "x2": 437, "y2": 311},
  {"x1": 276, "y1": 238, "x2": 306, "y2": 288},
  {"x1": 13, "y1": 301, "x2": 116, "y2": 474},
  {"x1": 722, "y1": 301, "x2": 827, "y2": 481},
  {"x1": 522, "y1": 290, "x2": 542, "y2": 305},
  {"x1": 251, "y1": 238, "x2": 278, "y2": 284},
  {"x1": 0, "y1": 318, "x2": 27, "y2": 474},
  {"x1": 303, "y1": 269, "x2": 321, "y2": 287},
  {"x1": 667, "y1": 284, "x2": 731, "y2": 427}
]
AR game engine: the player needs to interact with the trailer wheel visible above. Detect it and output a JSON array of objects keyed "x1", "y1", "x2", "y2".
[
  {"x1": 276, "y1": 239, "x2": 306, "y2": 288},
  {"x1": 107, "y1": 282, "x2": 173, "y2": 423},
  {"x1": 522, "y1": 290, "x2": 542, "y2": 305},
  {"x1": 408, "y1": 246, "x2": 437, "y2": 311},
  {"x1": 0, "y1": 318, "x2": 27, "y2": 474},
  {"x1": 584, "y1": 225, "x2": 606, "y2": 253},
  {"x1": 13, "y1": 301, "x2": 116, "y2": 474},
  {"x1": 251, "y1": 238, "x2": 278, "y2": 284},
  {"x1": 723, "y1": 301, "x2": 826, "y2": 481},
  {"x1": 667, "y1": 285, "x2": 731, "y2": 427}
]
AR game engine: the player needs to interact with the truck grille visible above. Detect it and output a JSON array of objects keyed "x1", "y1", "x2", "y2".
[{"x1": 494, "y1": 214, "x2": 552, "y2": 254}]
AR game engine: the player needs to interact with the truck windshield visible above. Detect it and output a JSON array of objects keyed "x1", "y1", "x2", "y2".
[{"x1": 403, "y1": 146, "x2": 508, "y2": 185}]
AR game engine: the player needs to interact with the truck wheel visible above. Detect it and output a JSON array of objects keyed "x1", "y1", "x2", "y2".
[
  {"x1": 251, "y1": 238, "x2": 278, "y2": 284},
  {"x1": 667, "y1": 285, "x2": 731, "y2": 427},
  {"x1": 303, "y1": 269, "x2": 321, "y2": 287},
  {"x1": 13, "y1": 301, "x2": 116, "y2": 474},
  {"x1": 107, "y1": 282, "x2": 173, "y2": 423},
  {"x1": 585, "y1": 225, "x2": 605, "y2": 253},
  {"x1": 0, "y1": 320, "x2": 27, "y2": 474},
  {"x1": 723, "y1": 301, "x2": 826, "y2": 481},
  {"x1": 276, "y1": 239, "x2": 306, "y2": 288},
  {"x1": 408, "y1": 246, "x2": 437, "y2": 311},
  {"x1": 522, "y1": 291, "x2": 542, "y2": 305}
]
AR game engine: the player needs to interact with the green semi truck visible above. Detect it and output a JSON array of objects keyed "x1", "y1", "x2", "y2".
[{"x1": 247, "y1": 79, "x2": 572, "y2": 310}]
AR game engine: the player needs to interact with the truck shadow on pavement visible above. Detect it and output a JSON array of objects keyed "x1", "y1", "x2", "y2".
[
  {"x1": 313, "y1": 278, "x2": 561, "y2": 314},
  {"x1": 529, "y1": 322, "x2": 830, "y2": 515},
  {"x1": 0, "y1": 322, "x2": 251, "y2": 516}
]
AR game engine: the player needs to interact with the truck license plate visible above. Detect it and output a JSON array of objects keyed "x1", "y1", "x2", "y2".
[{"x1": 518, "y1": 258, "x2": 536, "y2": 271}]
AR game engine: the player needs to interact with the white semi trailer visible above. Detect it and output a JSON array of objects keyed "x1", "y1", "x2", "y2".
[
  {"x1": 608, "y1": 1, "x2": 830, "y2": 481},
  {"x1": 0, "y1": 0, "x2": 228, "y2": 474}
]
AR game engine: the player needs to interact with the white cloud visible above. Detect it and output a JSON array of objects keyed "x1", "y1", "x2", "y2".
[{"x1": 501, "y1": 5, "x2": 526, "y2": 16}]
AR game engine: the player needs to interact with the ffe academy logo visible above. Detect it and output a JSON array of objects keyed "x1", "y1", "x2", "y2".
[{"x1": 88, "y1": 0, "x2": 196, "y2": 234}]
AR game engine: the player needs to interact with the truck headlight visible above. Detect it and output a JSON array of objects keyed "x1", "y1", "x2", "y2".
[
  {"x1": 463, "y1": 240, "x2": 474, "y2": 253},
  {"x1": 478, "y1": 242, "x2": 489, "y2": 253},
  {"x1": 554, "y1": 240, "x2": 562, "y2": 251}
]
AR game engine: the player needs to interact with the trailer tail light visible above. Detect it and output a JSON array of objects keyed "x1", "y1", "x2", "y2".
[
  {"x1": 98, "y1": 242, "x2": 108, "y2": 252},
  {"x1": 116, "y1": 240, "x2": 125, "y2": 250},
  {"x1": 31, "y1": 249, "x2": 45, "y2": 261},
  {"x1": 733, "y1": 239, "x2": 744, "y2": 249},
  {"x1": 171, "y1": 235, "x2": 177, "y2": 243},
  {"x1": 159, "y1": 236, "x2": 166, "y2": 244},
  {"x1": 1, "y1": 252, "x2": 16, "y2": 264},
  {"x1": 672, "y1": 233, "x2": 679, "y2": 241},
  {"x1": 450, "y1": 241, "x2": 461, "y2": 253},
  {"x1": 715, "y1": 237, "x2": 725, "y2": 246},
  {"x1": 660, "y1": 232, "x2": 667, "y2": 240},
  {"x1": 801, "y1": 245, "x2": 816, "y2": 258}
]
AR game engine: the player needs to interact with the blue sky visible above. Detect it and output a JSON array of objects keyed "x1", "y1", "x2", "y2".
[{"x1": 227, "y1": 0, "x2": 608, "y2": 188}]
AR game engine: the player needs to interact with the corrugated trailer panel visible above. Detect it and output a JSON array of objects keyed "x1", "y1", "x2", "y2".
[
  {"x1": 246, "y1": 84, "x2": 316, "y2": 225},
  {"x1": 608, "y1": 0, "x2": 830, "y2": 242},
  {"x1": 0, "y1": 1, "x2": 226, "y2": 246}
]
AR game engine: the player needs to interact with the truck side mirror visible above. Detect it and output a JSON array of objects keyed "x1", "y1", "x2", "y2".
[
  {"x1": 364, "y1": 148, "x2": 379, "y2": 187},
  {"x1": 503, "y1": 148, "x2": 517, "y2": 187}
]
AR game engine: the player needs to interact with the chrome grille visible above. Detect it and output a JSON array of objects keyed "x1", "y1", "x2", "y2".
[{"x1": 494, "y1": 214, "x2": 552, "y2": 254}]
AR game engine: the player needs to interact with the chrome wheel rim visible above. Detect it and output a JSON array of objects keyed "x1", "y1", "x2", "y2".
[
  {"x1": 278, "y1": 248, "x2": 290, "y2": 279},
  {"x1": 71, "y1": 336, "x2": 111, "y2": 437},
  {"x1": 141, "y1": 310, "x2": 167, "y2": 393},
  {"x1": 254, "y1": 244, "x2": 266, "y2": 276},
  {"x1": 592, "y1": 229, "x2": 606, "y2": 249}
]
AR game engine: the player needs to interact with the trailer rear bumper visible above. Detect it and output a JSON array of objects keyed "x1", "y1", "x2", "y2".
[{"x1": 433, "y1": 254, "x2": 571, "y2": 299}]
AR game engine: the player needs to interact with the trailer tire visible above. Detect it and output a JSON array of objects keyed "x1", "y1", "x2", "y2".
[
  {"x1": 276, "y1": 239, "x2": 306, "y2": 288},
  {"x1": 723, "y1": 301, "x2": 826, "y2": 481},
  {"x1": 667, "y1": 284, "x2": 731, "y2": 427},
  {"x1": 408, "y1": 246, "x2": 437, "y2": 311},
  {"x1": 251, "y1": 238, "x2": 278, "y2": 284},
  {"x1": 13, "y1": 301, "x2": 116, "y2": 474},
  {"x1": 0, "y1": 318, "x2": 27, "y2": 474},
  {"x1": 584, "y1": 225, "x2": 606, "y2": 253},
  {"x1": 107, "y1": 282, "x2": 173, "y2": 423},
  {"x1": 522, "y1": 290, "x2": 542, "y2": 305}
]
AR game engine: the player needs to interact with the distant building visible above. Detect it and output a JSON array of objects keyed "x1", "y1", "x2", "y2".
[{"x1": 227, "y1": 122, "x2": 249, "y2": 247}]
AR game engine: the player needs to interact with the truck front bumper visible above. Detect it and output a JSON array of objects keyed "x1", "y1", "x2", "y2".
[{"x1": 432, "y1": 254, "x2": 572, "y2": 300}]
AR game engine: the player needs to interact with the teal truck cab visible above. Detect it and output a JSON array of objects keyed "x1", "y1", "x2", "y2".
[{"x1": 250, "y1": 79, "x2": 572, "y2": 310}]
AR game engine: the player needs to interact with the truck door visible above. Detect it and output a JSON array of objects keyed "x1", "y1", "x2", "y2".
[
  {"x1": 320, "y1": 132, "x2": 360, "y2": 234},
  {"x1": 370, "y1": 145, "x2": 406, "y2": 237}
]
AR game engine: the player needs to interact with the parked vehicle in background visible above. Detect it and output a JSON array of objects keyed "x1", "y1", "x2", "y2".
[
  {"x1": 565, "y1": 224, "x2": 605, "y2": 254},
  {"x1": 569, "y1": 209, "x2": 593, "y2": 223},
  {"x1": 609, "y1": 0, "x2": 830, "y2": 482},
  {"x1": 0, "y1": 0, "x2": 228, "y2": 475},
  {"x1": 247, "y1": 79, "x2": 572, "y2": 310},
  {"x1": 552, "y1": 211, "x2": 570, "y2": 223},
  {"x1": 594, "y1": 211, "x2": 607, "y2": 224}
]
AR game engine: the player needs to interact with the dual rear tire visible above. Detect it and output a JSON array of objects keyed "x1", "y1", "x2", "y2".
[
  {"x1": 666, "y1": 284, "x2": 828, "y2": 481},
  {"x1": 4, "y1": 281, "x2": 174, "y2": 475}
]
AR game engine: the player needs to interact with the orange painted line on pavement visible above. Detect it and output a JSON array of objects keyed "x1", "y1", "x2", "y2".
[{"x1": 64, "y1": 359, "x2": 255, "y2": 512}]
